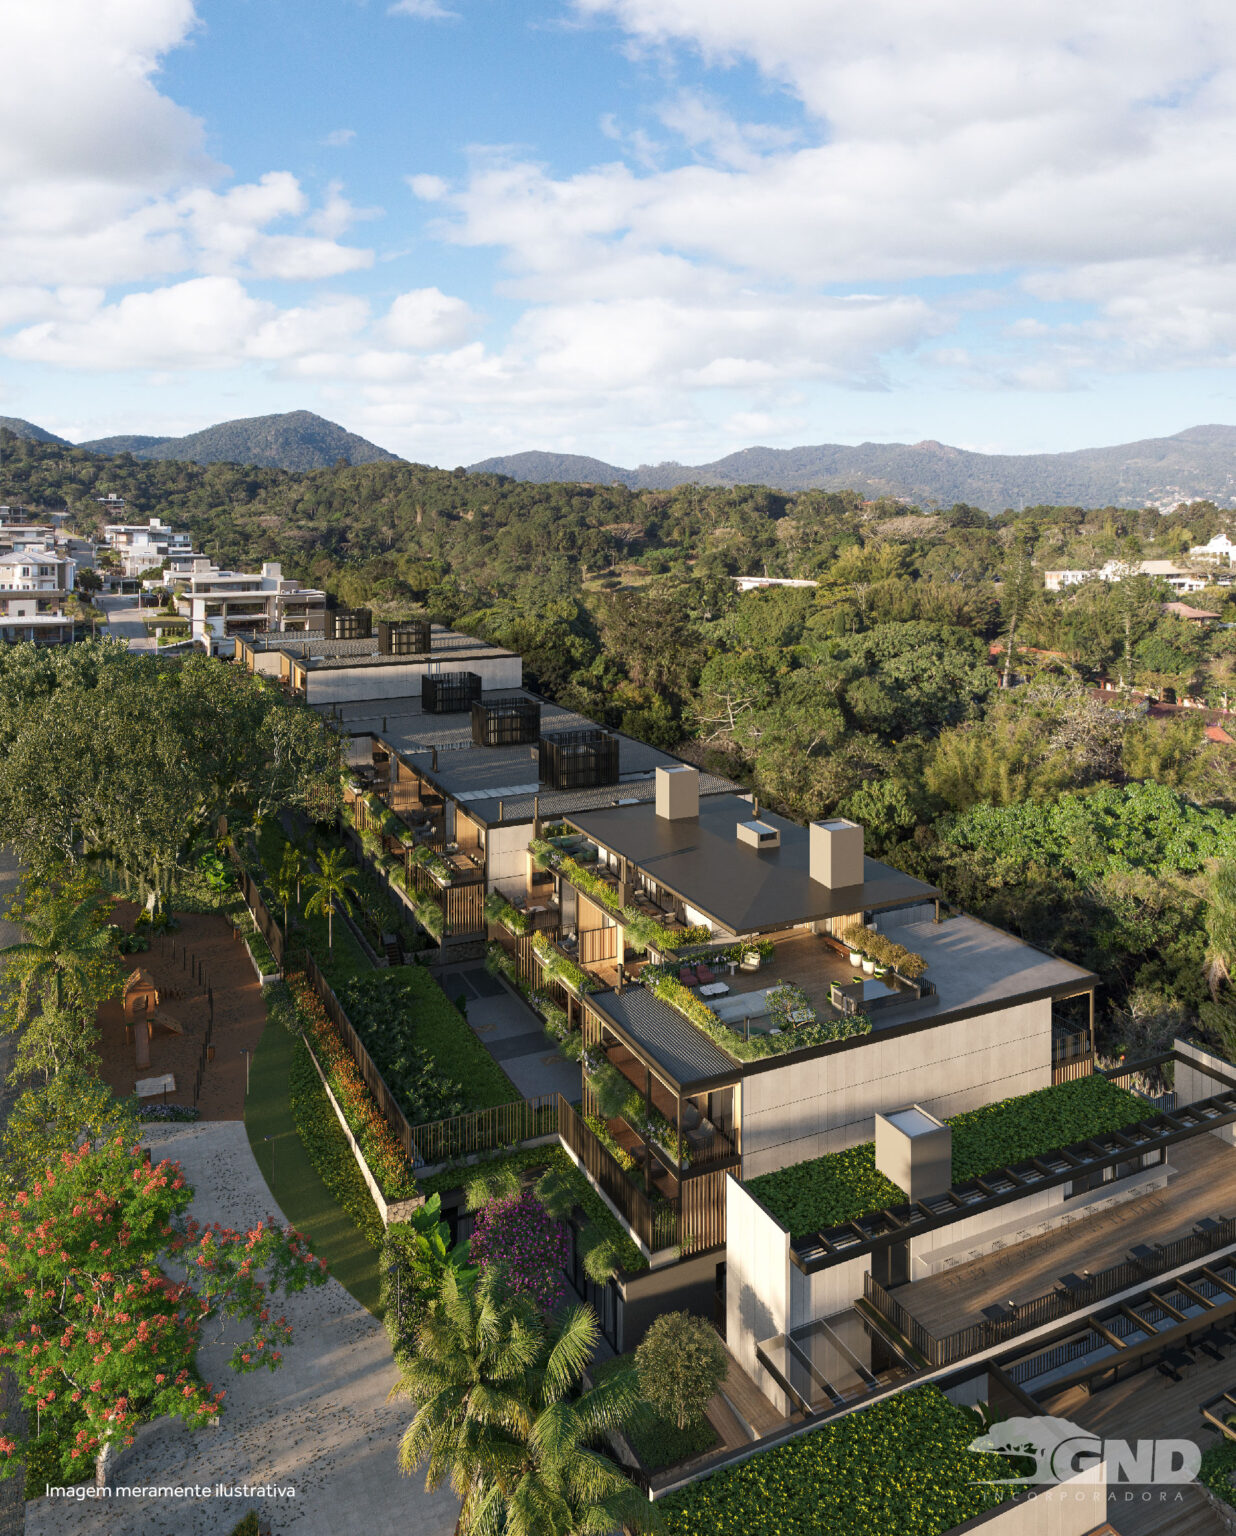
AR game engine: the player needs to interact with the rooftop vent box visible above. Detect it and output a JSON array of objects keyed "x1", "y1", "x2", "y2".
[
  {"x1": 538, "y1": 728, "x2": 619, "y2": 790},
  {"x1": 422, "y1": 671, "x2": 481, "y2": 714},
  {"x1": 325, "y1": 607, "x2": 371, "y2": 641},
  {"x1": 378, "y1": 618, "x2": 431, "y2": 655},
  {"x1": 655, "y1": 764, "x2": 699, "y2": 821},
  {"x1": 736, "y1": 818, "x2": 780, "y2": 851},
  {"x1": 874, "y1": 1105, "x2": 952, "y2": 1203},
  {"x1": 810, "y1": 817, "x2": 864, "y2": 889},
  {"x1": 471, "y1": 696, "x2": 541, "y2": 747}
]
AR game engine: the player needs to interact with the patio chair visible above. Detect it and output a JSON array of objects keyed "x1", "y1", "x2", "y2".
[
  {"x1": 739, "y1": 950, "x2": 761, "y2": 973},
  {"x1": 695, "y1": 963, "x2": 716, "y2": 985},
  {"x1": 678, "y1": 966, "x2": 697, "y2": 987}
]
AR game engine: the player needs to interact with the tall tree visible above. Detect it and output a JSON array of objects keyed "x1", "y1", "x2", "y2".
[
  {"x1": 304, "y1": 848, "x2": 360, "y2": 953},
  {"x1": 395, "y1": 1269, "x2": 657, "y2": 1536}
]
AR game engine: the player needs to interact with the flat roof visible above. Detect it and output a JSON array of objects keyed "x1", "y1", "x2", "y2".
[
  {"x1": 862, "y1": 915, "x2": 1096, "y2": 1028},
  {"x1": 884, "y1": 1107, "x2": 942, "y2": 1137},
  {"x1": 275, "y1": 623, "x2": 514, "y2": 671},
  {"x1": 566, "y1": 794, "x2": 939, "y2": 932},
  {"x1": 589, "y1": 984, "x2": 740, "y2": 1091},
  {"x1": 337, "y1": 691, "x2": 735, "y2": 822}
]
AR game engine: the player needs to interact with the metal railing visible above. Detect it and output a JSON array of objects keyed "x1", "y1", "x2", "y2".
[{"x1": 864, "y1": 1212, "x2": 1236, "y2": 1368}]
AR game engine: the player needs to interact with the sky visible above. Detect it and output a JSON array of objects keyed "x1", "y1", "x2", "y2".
[{"x1": 4, "y1": 1, "x2": 1236, "y2": 466}]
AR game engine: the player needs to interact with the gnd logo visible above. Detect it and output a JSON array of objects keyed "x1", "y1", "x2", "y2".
[{"x1": 967, "y1": 1415, "x2": 1201, "y2": 1486}]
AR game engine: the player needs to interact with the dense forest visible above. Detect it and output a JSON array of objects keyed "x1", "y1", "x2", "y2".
[{"x1": 7, "y1": 428, "x2": 1236, "y2": 1065}]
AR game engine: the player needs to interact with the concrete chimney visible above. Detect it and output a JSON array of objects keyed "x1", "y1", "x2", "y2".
[
  {"x1": 810, "y1": 818, "x2": 864, "y2": 889},
  {"x1": 655, "y1": 765, "x2": 699, "y2": 821}
]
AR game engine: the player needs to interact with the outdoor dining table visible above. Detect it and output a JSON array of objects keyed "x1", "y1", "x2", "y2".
[
  {"x1": 1057, "y1": 1271, "x2": 1090, "y2": 1296},
  {"x1": 982, "y1": 1303, "x2": 1016, "y2": 1326}
]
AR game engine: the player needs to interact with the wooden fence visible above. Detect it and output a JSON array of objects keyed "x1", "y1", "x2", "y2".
[
  {"x1": 864, "y1": 1210, "x2": 1236, "y2": 1368},
  {"x1": 227, "y1": 844, "x2": 285, "y2": 967}
]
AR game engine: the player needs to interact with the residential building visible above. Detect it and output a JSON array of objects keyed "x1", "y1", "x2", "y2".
[
  {"x1": 1044, "y1": 558, "x2": 1213, "y2": 593},
  {"x1": 733, "y1": 576, "x2": 820, "y2": 592},
  {"x1": 1162, "y1": 600, "x2": 1222, "y2": 623},
  {"x1": 1189, "y1": 531, "x2": 1236, "y2": 565},
  {"x1": 174, "y1": 560, "x2": 326, "y2": 648},
  {"x1": 0, "y1": 545, "x2": 76, "y2": 644},
  {"x1": 102, "y1": 516, "x2": 193, "y2": 579},
  {"x1": 0, "y1": 523, "x2": 58, "y2": 556}
]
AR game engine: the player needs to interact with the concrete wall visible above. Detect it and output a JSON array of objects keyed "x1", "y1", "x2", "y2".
[
  {"x1": 726, "y1": 1174, "x2": 792, "y2": 1413},
  {"x1": 487, "y1": 820, "x2": 532, "y2": 900},
  {"x1": 1175, "y1": 1037, "x2": 1236, "y2": 1145},
  {"x1": 963, "y1": 1469, "x2": 1108, "y2": 1536},
  {"x1": 306, "y1": 653, "x2": 522, "y2": 705},
  {"x1": 742, "y1": 998, "x2": 1053, "y2": 1179},
  {"x1": 617, "y1": 1247, "x2": 719, "y2": 1354}
]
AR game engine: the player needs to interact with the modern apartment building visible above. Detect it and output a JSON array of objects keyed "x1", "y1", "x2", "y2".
[
  {"x1": 174, "y1": 560, "x2": 326, "y2": 647},
  {"x1": 101, "y1": 516, "x2": 194, "y2": 578}
]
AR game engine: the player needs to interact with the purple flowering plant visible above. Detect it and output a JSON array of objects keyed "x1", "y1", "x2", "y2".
[{"x1": 469, "y1": 1191, "x2": 569, "y2": 1313}]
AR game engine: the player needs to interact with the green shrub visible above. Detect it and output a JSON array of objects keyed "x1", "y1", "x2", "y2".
[
  {"x1": 337, "y1": 967, "x2": 517, "y2": 1116},
  {"x1": 592, "y1": 1354, "x2": 719, "y2": 1471},
  {"x1": 288, "y1": 1033, "x2": 385, "y2": 1246},
  {"x1": 657, "y1": 1385, "x2": 1012, "y2": 1536},
  {"x1": 635, "y1": 1311, "x2": 728, "y2": 1431}
]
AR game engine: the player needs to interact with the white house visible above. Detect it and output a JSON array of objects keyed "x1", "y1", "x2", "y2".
[
  {"x1": 1044, "y1": 559, "x2": 1211, "y2": 594},
  {"x1": 102, "y1": 517, "x2": 194, "y2": 579},
  {"x1": 1189, "y1": 531, "x2": 1236, "y2": 565},
  {"x1": 0, "y1": 546, "x2": 76, "y2": 644}
]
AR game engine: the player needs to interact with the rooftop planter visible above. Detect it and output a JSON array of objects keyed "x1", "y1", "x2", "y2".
[
  {"x1": 411, "y1": 843, "x2": 453, "y2": 887},
  {"x1": 483, "y1": 890, "x2": 530, "y2": 936},
  {"x1": 840, "y1": 923, "x2": 928, "y2": 981},
  {"x1": 532, "y1": 930, "x2": 597, "y2": 994}
]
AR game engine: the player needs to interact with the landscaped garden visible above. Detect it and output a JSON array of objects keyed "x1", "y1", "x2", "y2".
[
  {"x1": 655, "y1": 1385, "x2": 1016, "y2": 1536},
  {"x1": 748, "y1": 1074, "x2": 1148, "y2": 1236},
  {"x1": 337, "y1": 967, "x2": 518, "y2": 1117}
]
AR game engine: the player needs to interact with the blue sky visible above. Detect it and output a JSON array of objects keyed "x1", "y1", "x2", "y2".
[{"x1": 3, "y1": 0, "x2": 1236, "y2": 465}]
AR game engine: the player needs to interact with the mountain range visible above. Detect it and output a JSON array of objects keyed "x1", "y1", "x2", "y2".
[
  {"x1": 4, "y1": 411, "x2": 1236, "y2": 508},
  {"x1": 0, "y1": 411, "x2": 400, "y2": 471},
  {"x1": 469, "y1": 426, "x2": 1236, "y2": 510}
]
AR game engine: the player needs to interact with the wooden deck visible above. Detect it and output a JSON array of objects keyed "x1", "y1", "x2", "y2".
[
  {"x1": 1046, "y1": 1354, "x2": 1236, "y2": 1536},
  {"x1": 900, "y1": 1135, "x2": 1236, "y2": 1335},
  {"x1": 701, "y1": 930, "x2": 859, "y2": 1017}
]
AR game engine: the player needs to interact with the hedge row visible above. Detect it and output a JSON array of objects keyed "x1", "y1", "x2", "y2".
[{"x1": 287, "y1": 1032, "x2": 385, "y2": 1248}]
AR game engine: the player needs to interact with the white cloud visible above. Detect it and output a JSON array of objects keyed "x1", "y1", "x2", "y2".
[
  {"x1": 322, "y1": 128, "x2": 357, "y2": 147},
  {"x1": 388, "y1": 0, "x2": 458, "y2": 17},
  {"x1": 380, "y1": 288, "x2": 481, "y2": 349}
]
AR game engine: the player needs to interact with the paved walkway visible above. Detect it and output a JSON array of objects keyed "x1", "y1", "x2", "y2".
[
  {"x1": 440, "y1": 966, "x2": 581, "y2": 1102},
  {"x1": 25, "y1": 1121, "x2": 459, "y2": 1536}
]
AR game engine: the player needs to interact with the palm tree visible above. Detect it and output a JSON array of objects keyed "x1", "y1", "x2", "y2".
[
  {"x1": 1205, "y1": 860, "x2": 1236, "y2": 999},
  {"x1": 395, "y1": 1270, "x2": 658, "y2": 1536},
  {"x1": 303, "y1": 847, "x2": 359, "y2": 952},
  {"x1": 284, "y1": 840, "x2": 308, "y2": 905},
  {"x1": 0, "y1": 887, "x2": 119, "y2": 1022}
]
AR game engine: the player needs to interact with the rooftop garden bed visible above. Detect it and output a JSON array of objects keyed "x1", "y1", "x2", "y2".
[
  {"x1": 840, "y1": 923, "x2": 928, "y2": 980},
  {"x1": 336, "y1": 966, "x2": 518, "y2": 1117},
  {"x1": 591, "y1": 1353, "x2": 719, "y2": 1472},
  {"x1": 656, "y1": 1385, "x2": 1014, "y2": 1536},
  {"x1": 749, "y1": 1074, "x2": 1148, "y2": 1237},
  {"x1": 484, "y1": 889, "x2": 530, "y2": 935},
  {"x1": 640, "y1": 968, "x2": 872, "y2": 1061}
]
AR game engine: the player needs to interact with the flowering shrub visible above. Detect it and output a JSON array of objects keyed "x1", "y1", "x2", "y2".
[
  {"x1": 0, "y1": 1137, "x2": 326, "y2": 1483},
  {"x1": 284, "y1": 973, "x2": 417, "y2": 1199},
  {"x1": 468, "y1": 1191, "x2": 569, "y2": 1313}
]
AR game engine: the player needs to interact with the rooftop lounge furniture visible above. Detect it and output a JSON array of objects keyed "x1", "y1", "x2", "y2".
[
  {"x1": 695, "y1": 962, "x2": 716, "y2": 985},
  {"x1": 678, "y1": 966, "x2": 697, "y2": 987}
]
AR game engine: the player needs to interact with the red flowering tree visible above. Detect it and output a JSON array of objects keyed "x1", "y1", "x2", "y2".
[{"x1": 0, "y1": 1135, "x2": 327, "y2": 1483}]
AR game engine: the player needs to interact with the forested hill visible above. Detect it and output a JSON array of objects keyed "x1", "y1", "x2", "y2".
[
  {"x1": 472, "y1": 424, "x2": 1236, "y2": 509},
  {"x1": 2, "y1": 410, "x2": 400, "y2": 471}
]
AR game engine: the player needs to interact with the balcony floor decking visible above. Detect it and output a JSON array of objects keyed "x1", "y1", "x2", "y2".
[
  {"x1": 1045, "y1": 1357, "x2": 1234, "y2": 1536},
  {"x1": 897, "y1": 1135, "x2": 1236, "y2": 1336},
  {"x1": 695, "y1": 929, "x2": 861, "y2": 1021}
]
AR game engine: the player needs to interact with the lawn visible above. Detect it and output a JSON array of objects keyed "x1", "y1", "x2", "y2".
[{"x1": 244, "y1": 1008, "x2": 382, "y2": 1314}]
